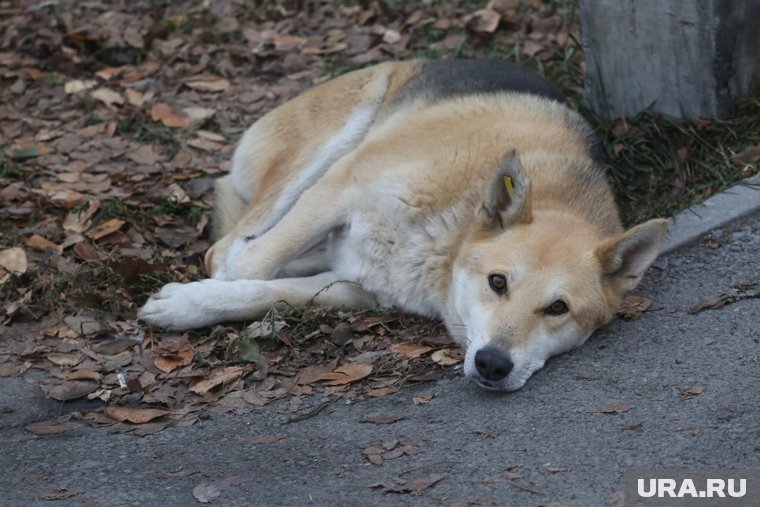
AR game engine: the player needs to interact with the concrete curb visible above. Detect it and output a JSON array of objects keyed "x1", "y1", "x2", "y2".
[{"x1": 661, "y1": 173, "x2": 760, "y2": 254}]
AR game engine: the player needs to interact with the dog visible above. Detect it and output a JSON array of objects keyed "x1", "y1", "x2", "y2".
[{"x1": 139, "y1": 59, "x2": 667, "y2": 391}]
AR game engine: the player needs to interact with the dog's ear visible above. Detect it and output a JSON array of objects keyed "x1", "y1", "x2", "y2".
[
  {"x1": 596, "y1": 219, "x2": 668, "y2": 293},
  {"x1": 479, "y1": 151, "x2": 532, "y2": 229}
]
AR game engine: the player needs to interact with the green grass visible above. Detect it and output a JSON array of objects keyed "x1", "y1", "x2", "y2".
[
  {"x1": 116, "y1": 114, "x2": 181, "y2": 158},
  {"x1": 0, "y1": 150, "x2": 20, "y2": 178},
  {"x1": 149, "y1": 197, "x2": 208, "y2": 227},
  {"x1": 588, "y1": 95, "x2": 760, "y2": 225}
]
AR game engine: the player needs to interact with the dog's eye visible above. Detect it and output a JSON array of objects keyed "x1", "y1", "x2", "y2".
[
  {"x1": 487, "y1": 273, "x2": 507, "y2": 295},
  {"x1": 545, "y1": 300, "x2": 569, "y2": 316}
]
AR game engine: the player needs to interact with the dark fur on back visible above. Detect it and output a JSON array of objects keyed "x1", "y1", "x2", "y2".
[
  {"x1": 391, "y1": 59, "x2": 606, "y2": 167},
  {"x1": 393, "y1": 59, "x2": 567, "y2": 106}
]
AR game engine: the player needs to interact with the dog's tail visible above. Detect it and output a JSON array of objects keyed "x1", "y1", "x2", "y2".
[{"x1": 211, "y1": 175, "x2": 246, "y2": 241}]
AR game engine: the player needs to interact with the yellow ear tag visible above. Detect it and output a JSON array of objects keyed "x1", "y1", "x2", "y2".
[{"x1": 503, "y1": 175, "x2": 514, "y2": 199}]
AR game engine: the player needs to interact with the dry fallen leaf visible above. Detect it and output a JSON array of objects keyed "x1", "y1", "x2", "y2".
[
  {"x1": 522, "y1": 40, "x2": 544, "y2": 57},
  {"x1": 0, "y1": 247, "x2": 27, "y2": 283},
  {"x1": 390, "y1": 343, "x2": 432, "y2": 359},
  {"x1": 85, "y1": 218, "x2": 125, "y2": 240},
  {"x1": 192, "y1": 482, "x2": 222, "y2": 504},
  {"x1": 149, "y1": 103, "x2": 189, "y2": 128},
  {"x1": 730, "y1": 145, "x2": 760, "y2": 166},
  {"x1": 153, "y1": 336, "x2": 194, "y2": 373},
  {"x1": 412, "y1": 393, "x2": 434, "y2": 405},
  {"x1": 63, "y1": 200, "x2": 100, "y2": 233},
  {"x1": 166, "y1": 182, "x2": 190, "y2": 203},
  {"x1": 154, "y1": 225, "x2": 198, "y2": 248},
  {"x1": 240, "y1": 388, "x2": 270, "y2": 407},
  {"x1": 678, "y1": 427, "x2": 702, "y2": 437},
  {"x1": 482, "y1": 474, "x2": 509, "y2": 484},
  {"x1": 38, "y1": 486, "x2": 79, "y2": 501},
  {"x1": 296, "y1": 360, "x2": 338, "y2": 385},
  {"x1": 46, "y1": 380, "x2": 99, "y2": 401},
  {"x1": 103, "y1": 406, "x2": 170, "y2": 424},
  {"x1": 382, "y1": 28, "x2": 402, "y2": 44},
  {"x1": 363, "y1": 439, "x2": 422, "y2": 465},
  {"x1": 329, "y1": 322, "x2": 354, "y2": 346},
  {"x1": 466, "y1": 8, "x2": 501, "y2": 35},
  {"x1": 617, "y1": 295, "x2": 652, "y2": 320},
  {"x1": 189, "y1": 366, "x2": 245, "y2": 395},
  {"x1": 25, "y1": 419, "x2": 81, "y2": 435},
  {"x1": 689, "y1": 283, "x2": 760, "y2": 314},
  {"x1": 369, "y1": 473, "x2": 445, "y2": 495},
  {"x1": 187, "y1": 137, "x2": 225, "y2": 152},
  {"x1": 473, "y1": 429, "x2": 499, "y2": 438},
  {"x1": 678, "y1": 384, "x2": 704, "y2": 400},
  {"x1": 364, "y1": 448, "x2": 384, "y2": 466},
  {"x1": 321, "y1": 363, "x2": 373, "y2": 386},
  {"x1": 26, "y1": 234, "x2": 63, "y2": 254},
  {"x1": 0, "y1": 364, "x2": 20, "y2": 377},
  {"x1": 431, "y1": 348, "x2": 463, "y2": 366},
  {"x1": 125, "y1": 88, "x2": 153, "y2": 107},
  {"x1": 91, "y1": 87, "x2": 124, "y2": 107},
  {"x1": 593, "y1": 403, "x2": 632, "y2": 414},
  {"x1": 185, "y1": 78, "x2": 230, "y2": 92},
  {"x1": 67, "y1": 369, "x2": 102, "y2": 382},
  {"x1": 247, "y1": 319, "x2": 288, "y2": 338},
  {"x1": 62, "y1": 315, "x2": 102, "y2": 336},
  {"x1": 97, "y1": 66, "x2": 123, "y2": 80},
  {"x1": 367, "y1": 387, "x2": 398, "y2": 397},
  {"x1": 46, "y1": 352, "x2": 83, "y2": 367},
  {"x1": 126, "y1": 144, "x2": 158, "y2": 165},
  {"x1": 64, "y1": 80, "x2": 97, "y2": 94},
  {"x1": 183, "y1": 106, "x2": 216, "y2": 127}
]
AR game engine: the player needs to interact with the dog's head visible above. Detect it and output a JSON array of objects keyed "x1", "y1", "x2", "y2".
[{"x1": 447, "y1": 152, "x2": 667, "y2": 391}]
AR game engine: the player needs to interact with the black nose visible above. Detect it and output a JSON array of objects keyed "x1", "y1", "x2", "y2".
[{"x1": 474, "y1": 348, "x2": 513, "y2": 381}]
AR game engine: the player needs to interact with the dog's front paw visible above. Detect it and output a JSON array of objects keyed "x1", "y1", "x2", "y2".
[{"x1": 139, "y1": 281, "x2": 217, "y2": 330}]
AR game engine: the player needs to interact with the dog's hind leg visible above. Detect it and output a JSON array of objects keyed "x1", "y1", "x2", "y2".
[
  {"x1": 205, "y1": 62, "x2": 421, "y2": 279},
  {"x1": 138, "y1": 272, "x2": 377, "y2": 330},
  {"x1": 220, "y1": 163, "x2": 358, "y2": 281},
  {"x1": 211, "y1": 174, "x2": 247, "y2": 242}
]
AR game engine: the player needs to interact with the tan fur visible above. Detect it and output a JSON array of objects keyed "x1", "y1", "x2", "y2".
[
  {"x1": 204, "y1": 61, "x2": 421, "y2": 273},
  {"x1": 211, "y1": 175, "x2": 246, "y2": 240},
  {"x1": 143, "y1": 60, "x2": 667, "y2": 391},
  {"x1": 210, "y1": 94, "x2": 618, "y2": 275}
]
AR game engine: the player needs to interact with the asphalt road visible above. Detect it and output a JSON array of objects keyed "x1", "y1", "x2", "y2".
[{"x1": 2, "y1": 211, "x2": 759, "y2": 506}]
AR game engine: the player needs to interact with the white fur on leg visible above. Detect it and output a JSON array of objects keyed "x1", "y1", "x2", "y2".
[
  {"x1": 217, "y1": 236, "x2": 249, "y2": 280},
  {"x1": 138, "y1": 279, "x2": 273, "y2": 330},
  {"x1": 139, "y1": 272, "x2": 377, "y2": 330}
]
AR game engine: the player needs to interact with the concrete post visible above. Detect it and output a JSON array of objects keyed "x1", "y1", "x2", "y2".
[{"x1": 580, "y1": 0, "x2": 760, "y2": 119}]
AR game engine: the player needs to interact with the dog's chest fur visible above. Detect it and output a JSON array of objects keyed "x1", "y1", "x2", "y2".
[{"x1": 330, "y1": 183, "x2": 471, "y2": 319}]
